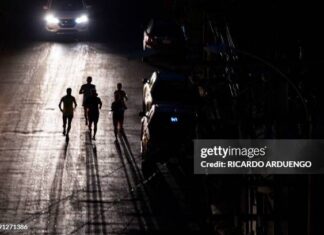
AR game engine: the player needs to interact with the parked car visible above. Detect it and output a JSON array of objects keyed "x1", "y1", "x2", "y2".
[
  {"x1": 140, "y1": 104, "x2": 197, "y2": 167},
  {"x1": 142, "y1": 71, "x2": 197, "y2": 112},
  {"x1": 143, "y1": 18, "x2": 186, "y2": 58},
  {"x1": 43, "y1": 0, "x2": 90, "y2": 33}
]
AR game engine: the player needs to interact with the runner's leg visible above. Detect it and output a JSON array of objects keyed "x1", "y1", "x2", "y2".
[
  {"x1": 88, "y1": 116, "x2": 92, "y2": 132},
  {"x1": 113, "y1": 116, "x2": 118, "y2": 139},
  {"x1": 93, "y1": 114, "x2": 99, "y2": 139},
  {"x1": 67, "y1": 116, "x2": 73, "y2": 135},
  {"x1": 63, "y1": 115, "x2": 67, "y2": 135},
  {"x1": 120, "y1": 113, "x2": 125, "y2": 132},
  {"x1": 89, "y1": 120, "x2": 93, "y2": 137},
  {"x1": 84, "y1": 107, "x2": 88, "y2": 125},
  {"x1": 93, "y1": 122, "x2": 97, "y2": 140}
]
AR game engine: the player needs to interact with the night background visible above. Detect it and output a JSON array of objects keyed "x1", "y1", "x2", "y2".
[{"x1": 0, "y1": 0, "x2": 323, "y2": 234}]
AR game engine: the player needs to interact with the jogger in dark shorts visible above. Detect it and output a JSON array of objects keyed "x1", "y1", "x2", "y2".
[
  {"x1": 85, "y1": 90, "x2": 102, "y2": 140},
  {"x1": 111, "y1": 93, "x2": 125, "y2": 140},
  {"x1": 79, "y1": 76, "x2": 96, "y2": 125},
  {"x1": 59, "y1": 88, "x2": 77, "y2": 136}
]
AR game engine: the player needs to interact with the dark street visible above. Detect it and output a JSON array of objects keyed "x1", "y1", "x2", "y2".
[
  {"x1": 0, "y1": 41, "x2": 208, "y2": 234},
  {"x1": 0, "y1": 41, "x2": 151, "y2": 233}
]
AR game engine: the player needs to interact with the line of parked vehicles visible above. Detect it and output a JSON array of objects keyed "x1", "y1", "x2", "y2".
[
  {"x1": 139, "y1": 70, "x2": 199, "y2": 174},
  {"x1": 143, "y1": 18, "x2": 187, "y2": 60},
  {"x1": 140, "y1": 16, "x2": 197, "y2": 174}
]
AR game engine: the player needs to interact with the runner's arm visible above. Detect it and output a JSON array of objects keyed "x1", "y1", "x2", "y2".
[
  {"x1": 99, "y1": 98, "x2": 102, "y2": 109},
  {"x1": 58, "y1": 98, "x2": 63, "y2": 112},
  {"x1": 79, "y1": 85, "x2": 84, "y2": 94},
  {"x1": 73, "y1": 97, "x2": 77, "y2": 109}
]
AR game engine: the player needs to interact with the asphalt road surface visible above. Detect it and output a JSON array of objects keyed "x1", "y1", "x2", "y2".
[{"x1": 0, "y1": 40, "x2": 205, "y2": 234}]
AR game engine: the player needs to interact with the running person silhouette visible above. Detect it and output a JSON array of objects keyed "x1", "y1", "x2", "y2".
[
  {"x1": 85, "y1": 90, "x2": 102, "y2": 140},
  {"x1": 114, "y1": 83, "x2": 128, "y2": 109},
  {"x1": 79, "y1": 76, "x2": 96, "y2": 125},
  {"x1": 59, "y1": 88, "x2": 77, "y2": 137},
  {"x1": 111, "y1": 93, "x2": 126, "y2": 140}
]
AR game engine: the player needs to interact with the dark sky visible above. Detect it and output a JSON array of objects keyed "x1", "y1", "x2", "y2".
[{"x1": 1, "y1": 0, "x2": 322, "y2": 56}]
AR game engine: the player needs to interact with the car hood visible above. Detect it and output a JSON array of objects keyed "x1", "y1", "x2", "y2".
[{"x1": 50, "y1": 10, "x2": 87, "y2": 18}]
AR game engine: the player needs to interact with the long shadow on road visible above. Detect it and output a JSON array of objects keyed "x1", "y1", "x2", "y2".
[
  {"x1": 85, "y1": 132, "x2": 108, "y2": 235},
  {"x1": 117, "y1": 131, "x2": 197, "y2": 234},
  {"x1": 115, "y1": 137, "x2": 152, "y2": 233},
  {"x1": 46, "y1": 142, "x2": 68, "y2": 234}
]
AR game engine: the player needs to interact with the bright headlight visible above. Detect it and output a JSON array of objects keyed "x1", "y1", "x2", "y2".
[
  {"x1": 75, "y1": 15, "x2": 88, "y2": 24},
  {"x1": 45, "y1": 14, "x2": 59, "y2": 24}
]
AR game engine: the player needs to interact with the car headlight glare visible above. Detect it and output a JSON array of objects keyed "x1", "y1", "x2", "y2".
[
  {"x1": 45, "y1": 14, "x2": 59, "y2": 24},
  {"x1": 75, "y1": 15, "x2": 89, "y2": 24}
]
